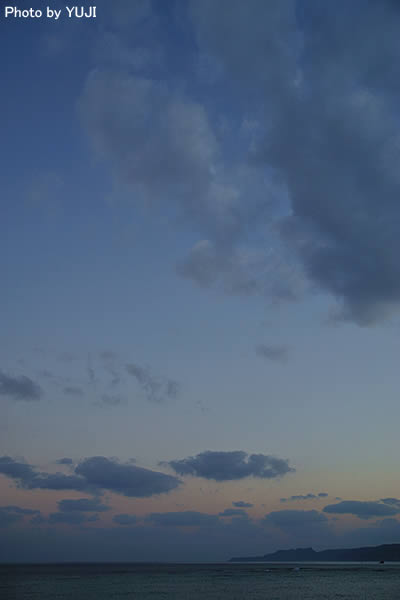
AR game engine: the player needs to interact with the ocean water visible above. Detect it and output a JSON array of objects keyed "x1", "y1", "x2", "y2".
[{"x1": 1, "y1": 562, "x2": 400, "y2": 599}]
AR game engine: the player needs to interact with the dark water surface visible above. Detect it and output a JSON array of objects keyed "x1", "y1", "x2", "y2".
[{"x1": 1, "y1": 562, "x2": 400, "y2": 599}]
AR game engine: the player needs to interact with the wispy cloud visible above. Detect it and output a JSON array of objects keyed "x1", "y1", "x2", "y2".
[
  {"x1": 255, "y1": 344, "x2": 289, "y2": 363},
  {"x1": 126, "y1": 363, "x2": 180, "y2": 403}
]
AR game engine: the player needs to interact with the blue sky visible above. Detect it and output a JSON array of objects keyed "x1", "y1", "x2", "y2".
[{"x1": 2, "y1": 0, "x2": 400, "y2": 562}]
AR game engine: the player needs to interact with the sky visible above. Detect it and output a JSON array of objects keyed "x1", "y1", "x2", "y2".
[{"x1": 2, "y1": 0, "x2": 400, "y2": 562}]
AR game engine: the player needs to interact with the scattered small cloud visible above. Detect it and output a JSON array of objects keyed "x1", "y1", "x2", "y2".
[
  {"x1": 233, "y1": 501, "x2": 253, "y2": 508},
  {"x1": 280, "y1": 493, "x2": 328, "y2": 503},
  {"x1": 126, "y1": 363, "x2": 180, "y2": 403},
  {"x1": 255, "y1": 344, "x2": 289, "y2": 363},
  {"x1": 0, "y1": 371, "x2": 42, "y2": 401}
]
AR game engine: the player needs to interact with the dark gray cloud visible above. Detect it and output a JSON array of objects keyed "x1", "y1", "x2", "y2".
[
  {"x1": 25, "y1": 473, "x2": 88, "y2": 491},
  {"x1": 0, "y1": 371, "x2": 42, "y2": 401},
  {"x1": 280, "y1": 493, "x2": 328, "y2": 503},
  {"x1": 233, "y1": 501, "x2": 253, "y2": 508},
  {"x1": 189, "y1": 0, "x2": 400, "y2": 324},
  {"x1": 75, "y1": 456, "x2": 181, "y2": 497},
  {"x1": 0, "y1": 456, "x2": 36, "y2": 480},
  {"x1": 219, "y1": 508, "x2": 247, "y2": 518},
  {"x1": 113, "y1": 514, "x2": 138, "y2": 526},
  {"x1": 76, "y1": 1, "x2": 400, "y2": 324},
  {"x1": 58, "y1": 498, "x2": 110, "y2": 512},
  {"x1": 55, "y1": 458, "x2": 74, "y2": 465},
  {"x1": 381, "y1": 498, "x2": 400, "y2": 507},
  {"x1": 1, "y1": 455, "x2": 181, "y2": 498},
  {"x1": 264, "y1": 509, "x2": 329, "y2": 531},
  {"x1": 125, "y1": 363, "x2": 180, "y2": 403},
  {"x1": 165, "y1": 450, "x2": 294, "y2": 481},
  {"x1": 323, "y1": 500, "x2": 400, "y2": 519},
  {"x1": 1, "y1": 505, "x2": 40, "y2": 515},
  {"x1": 146, "y1": 511, "x2": 219, "y2": 528},
  {"x1": 255, "y1": 344, "x2": 289, "y2": 363}
]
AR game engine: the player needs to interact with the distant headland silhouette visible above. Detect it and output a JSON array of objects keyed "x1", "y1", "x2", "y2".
[{"x1": 230, "y1": 543, "x2": 400, "y2": 562}]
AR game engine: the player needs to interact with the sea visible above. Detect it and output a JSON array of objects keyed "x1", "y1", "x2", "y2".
[{"x1": 1, "y1": 562, "x2": 400, "y2": 599}]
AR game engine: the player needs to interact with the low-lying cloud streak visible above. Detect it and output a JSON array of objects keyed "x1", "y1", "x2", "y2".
[
  {"x1": 58, "y1": 498, "x2": 110, "y2": 512},
  {"x1": 0, "y1": 455, "x2": 181, "y2": 498},
  {"x1": 323, "y1": 500, "x2": 400, "y2": 519},
  {"x1": 281, "y1": 492, "x2": 328, "y2": 503}
]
